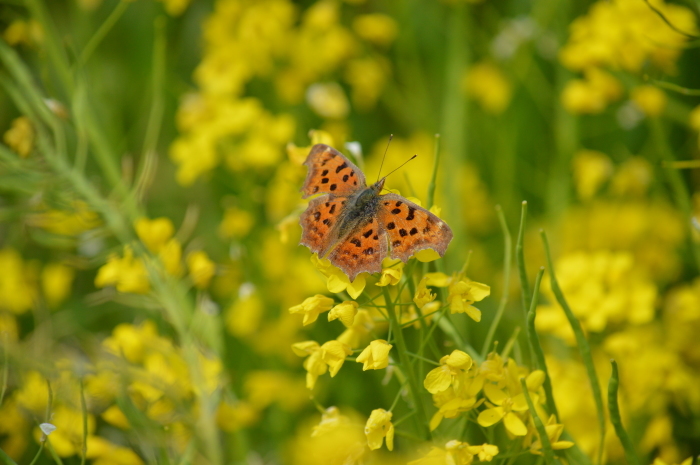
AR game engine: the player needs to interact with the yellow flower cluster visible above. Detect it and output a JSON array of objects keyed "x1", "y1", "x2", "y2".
[
  {"x1": 559, "y1": 0, "x2": 696, "y2": 114},
  {"x1": 171, "y1": 0, "x2": 397, "y2": 185},
  {"x1": 95, "y1": 217, "x2": 215, "y2": 294}
]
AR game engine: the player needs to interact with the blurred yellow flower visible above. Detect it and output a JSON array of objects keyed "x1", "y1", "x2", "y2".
[
  {"x1": 287, "y1": 130, "x2": 336, "y2": 165},
  {"x1": 572, "y1": 149, "x2": 613, "y2": 200},
  {"x1": 216, "y1": 400, "x2": 259, "y2": 432},
  {"x1": 187, "y1": 250, "x2": 216, "y2": 289},
  {"x1": 559, "y1": 0, "x2": 696, "y2": 73},
  {"x1": 85, "y1": 436, "x2": 144, "y2": 465},
  {"x1": 306, "y1": 82, "x2": 350, "y2": 119},
  {"x1": 414, "y1": 276, "x2": 436, "y2": 308},
  {"x1": 30, "y1": 201, "x2": 101, "y2": 236},
  {"x1": 690, "y1": 105, "x2": 700, "y2": 131},
  {"x1": 631, "y1": 86, "x2": 667, "y2": 117},
  {"x1": 356, "y1": 339, "x2": 392, "y2": 370},
  {"x1": 40, "y1": 263, "x2": 74, "y2": 308},
  {"x1": 102, "y1": 320, "x2": 160, "y2": 364},
  {"x1": 95, "y1": 246, "x2": 150, "y2": 294},
  {"x1": 0, "y1": 248, "x2": 37, "y2": 314},
  {"x1": 101, "y1": 405, "x2": 130, "y2": 430},
  {"x1": 364, "y1": 408, "x2": 394, "y2": 451},
  {"x1": 328, "y1": 300, "x2": 359, "y2": 327},
  {"x1": 352, "y1": 14, "x2": 398, "y2": 47},
  {"x1": 3, "y1": 19, "x2": 42, "y2": 46},
  {"x1": 135, "y1": 217, "x2": 175, "y2": 253},
  {"x1": 226, "y1": 286, "x2": 264, "y2": 337},
  {"x1": 34, "y1": 405, "x2": 95, "y2": 457},
  {"x1": 158, "y1": 238, "x2": 184, "y2": 277},
  {"x1": 344, "y1": 57, "x2": 388, "y2": 110},
  {"x1": 156, "y1": 0, "x2": 191, "y2": 16},
  {"x1": 0, "y1": 313, "x2": 19, "y2": 343},
  {"x1": 244, "y1": 370, "x2": 308, "y2": 411},
  {"x1": 219, "y1": 206, "x2": 255, "y2": 239},
  {"x1": 463, "y1": 62, "x2": 512, "y2": 114},
  {"x1": 561, "y1": 79, "x2": 606, "y2": 114},
  {"x1": 289, "y1": 294, "x2": 334, "y2": 326},
  {"x1": 3, "y1": 116, "x2": 34, "y2": 157}
]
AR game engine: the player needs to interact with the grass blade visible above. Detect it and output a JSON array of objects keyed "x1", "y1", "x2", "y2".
[
  {"x1": 541, "y1": 230, "x2": 606, "y2": 465},
  {"x1": 608, "y1": 360, "x2": 640, "y2": 465}
]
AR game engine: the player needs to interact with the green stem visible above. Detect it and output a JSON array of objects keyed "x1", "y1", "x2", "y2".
[
  {"x1": 516, "y1": 201, "x2": 531, "y2": 319},
  {"x1": 78, "y1": 1, "x2": 130, "y2": 66},
  {"x1": 79, "y1": 379, "x2": 88, "y2": 465},
  {"x1": 382, "y1": 287, "x2": 430, "y2": 439},
  {"x1": 525, "y1": 267, "x2": 559, "y2": 420},
  {"x1": 426, "y1": 134, "x2": 440, "y2": 209},
  {"x1": 649, "y1": 118, "x2": 700, "y2": 271},
  {"x1": 608, "y1": 360, "x2": 640, "y2": 465},
  {"x1": 541, "y1": 230, "x2": 606, "y2": 465},
  {"x1": 520, "y1": 378, "x2": 558, "y2": 465},
  {"x1": 481, "y1": 205, "x2": 511, "y2": 357}
]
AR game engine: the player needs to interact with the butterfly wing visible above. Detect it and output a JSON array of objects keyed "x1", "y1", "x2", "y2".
[
  {"x1": 328, "y1": 217, "x2": 387, "y2": 282},
  {"x1": 299, "y1": 195, "x2": 349, "y2": 258},
  {"x1": 301, "y1": 144, "x2": 366, "y2": 198},
  {"x1": 377, "y1": 194, "x2": 453, "y2": 263}
]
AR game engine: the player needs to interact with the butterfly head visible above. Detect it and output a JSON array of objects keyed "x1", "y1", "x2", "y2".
[{"x1": 371, "y1": 177, "x2": 386, "y2": 194}]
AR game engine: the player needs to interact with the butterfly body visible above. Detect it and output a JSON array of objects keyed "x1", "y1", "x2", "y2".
[{"x1": 299, "y1": 144, "x2": 452, "y2": 281}]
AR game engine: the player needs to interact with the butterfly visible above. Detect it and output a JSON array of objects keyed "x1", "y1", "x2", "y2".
[{"x1": 299, "y1": 144, "x2": 453, "y2": 282}]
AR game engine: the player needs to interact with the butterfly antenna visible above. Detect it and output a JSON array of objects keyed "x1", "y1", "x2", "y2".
[
  {"x1": 376, "y1": 134, "x2": 394, "y2": 182},
  {"x1": 382, "y1": 154, "x2": 417, "y2": 181}
]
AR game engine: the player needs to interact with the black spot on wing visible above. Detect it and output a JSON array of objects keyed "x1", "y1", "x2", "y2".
[{"x1": 336, "y1": 162, "x2": 347, "y2": 173}]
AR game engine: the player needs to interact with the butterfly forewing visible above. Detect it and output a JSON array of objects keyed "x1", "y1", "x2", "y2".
[
  {"x1": 377, "y1": 194, "x2": 453, "y2": 263},
  {"x1": 301, "y1": 144, "x2": 366, "y2": 198},
  {"x1": 328, "y1": 218, "x2": 387, "y2": 281},
  {"x1": 299, "y1": 195, "x2": 349, "y2": 257}
]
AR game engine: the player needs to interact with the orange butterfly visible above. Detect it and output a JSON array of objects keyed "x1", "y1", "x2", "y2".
[{"x1": 299, "y1": 144, "x2": 453, "y2": 281}]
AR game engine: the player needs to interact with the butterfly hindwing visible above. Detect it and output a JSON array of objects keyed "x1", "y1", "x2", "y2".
[
  {"x1": 329, "y1": 217, "x2": 387, "y2": 281},
  {"x1": 299, "y1": 195, "x2": 348, "y2": 258},
  {"x1": 377, "y1": 194, "x2": 453, "y2": 263},
  {"x1": 301, "y1": 144, "x2": 366, "y2": 198}
]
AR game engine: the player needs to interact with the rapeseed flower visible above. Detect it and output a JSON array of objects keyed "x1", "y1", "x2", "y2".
[
  {"x1": 292, "y1": 340, "x2": 352, "y2": 389},
  {"x1": 336, "y1": 309, "x2": 374, "y2": 348},
  {"x1": 631, "y1": 86, "x2": 667, "y2": 117},
  {"x1": 41, "y1": 262, "x2": 75, "y2": 308},
  {"x1": 424, "y1": 350, "x2": 473, "y2": 394},
  {"x1": 186, "y1": 250, "x2": 216, "y2": 289},
  {"x1": 572, "y1": 149, "x2": 613, "y2": 200},
  {"x1": 356, "y1": 339, "x2": 392, "y2": 370},
  {"x1": 364, "y1": 408, "x2": 394, "y2": 451},
  {"x1": 328, "y1": 300, "x2": 359, "y2": 326},
  {"x1": 289, "y1": 294, "x2": 335, "y2": 325},
  {"x1": 3, "y1": 116, "x2": 34, "y2": 157},
  {"x1": 95, "y1": 246, "x2": 150, "y2": 294},
  {"x1": 311, "y1": 254, "x2": 367, "y2": 298},
  {"x1": 0, "y1": 248, "x2": 37, "y2": 314},
  {"x1": 463, "y1": 62, "x2": 512, "y2": 114}
]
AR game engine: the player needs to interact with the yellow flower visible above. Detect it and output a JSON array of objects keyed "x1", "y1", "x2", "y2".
[
  {"x1": 186, "y1": 250, "x2": 215, "y2": 289},
  {"x1": 101, "y1": 405, "x2": 130, "y2": 430},
  {"x1": 219, "y1": 206, "x2": 255, "y2": 239},
  {"x1": 561, "y1": 79, "x2": 607, "y2": 114},
  {"x1": 95, "y1": 246, "x2": 150, "y2": 294},
  {"x1": 414, "y1": 276, "x2": 436, "y2": 308},
  {"x1": 85, "y1": 436, "x2": 144, "y2": 465},
  {"x1": 344, "y1": 57, "x2": 388, "y2": 110},
  {"x1": 468, "y1": 443, "x2": 500, "y2": 461},
  {"x1": 158, "y1": 238, "x2": 184, "y2": 277},
  {"x1": 424, "y1": 350, "x2": 473, "y2": 394},
  {"x1": 572, "y1": 149, "x2": 613, "y2": 200},
  {"x1": 306, "y1": 82, "x2": 350, "y2": 119},
  {"x1": 364, "y1": 408, "x2": 394, "y2": 451},
  {"x1": 690, "y1": 105, "x2": 700, "y2": 131},
  {"x1": 356, "y1": 339, "x2": 392, "y2": 370},
  {"x1": 30, "y1": 201, "x2": 101, "y2": 235},
  {"x1": 102, "y1": 320, "x2": 160, "y2": 363},
  {"x1": 289, "y1": 294, "x2": 335, "y2": 326},
  {"x1": 34, "y1": 405, "x2": 95, "y2": 457},
  {"x1": 292, "y1": 340, "x2": 351, "y2": 389},
  {"x1": 529, "y1": 415, "x2": 575, "y2": 454},
  {"x1": 216, "y1": 400, "x2": 259, "y2": 432},
  {"x1": 337, "y1": 309, "x2": 374, "y2": 348},
  {"x1": 3, "y1": 19, "x2": 42, "y2": 46},
  {"x1": 311, "y1": 254, "x2": 367, "y2": 298},
  {"x1": 286, "y1": 129, "x2": 336, "y2": 165},
  {"x1": 156, "y1": 0, "x2": 191, "y2": 16},
  {"x1": 463, "y1": 62, "x2": 512, "y2": 114},
  {"x1": 631, "y1": 86, "x2": 667, "y2": 117},
  {"x1": 652, "y1": 458, "x2": 694, "y2": 465},
  {"x1": 0, "y1": 248, "x2": 37, "y2": 314},
  {"x1": 226, "y1": 286, "x2": 264, "y2": 337},
  {"x1": 476, "y1": 382, "x2": 530, "y2": 436},
  {"x1": 376, "y1": 258, "x2": 403, "y2": 286},
  {"x1": 447, "y1": 279, "x2": 490, "y2": 321},
  {"x1": 135, "y1": 217, "x2": 175, "y2": 253},
  {"x1": 328, "y1": 300, "x2": 359, "y2": 327},
  {"x1": 3, "y1": 116, "x2": 34, "y2": 157},
  {"x1": 41, "y1": 263, "x2": 74, "y2": 308},
  {"x1": 352, "y1": 14, "x2": 398, "y2": 47}
]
